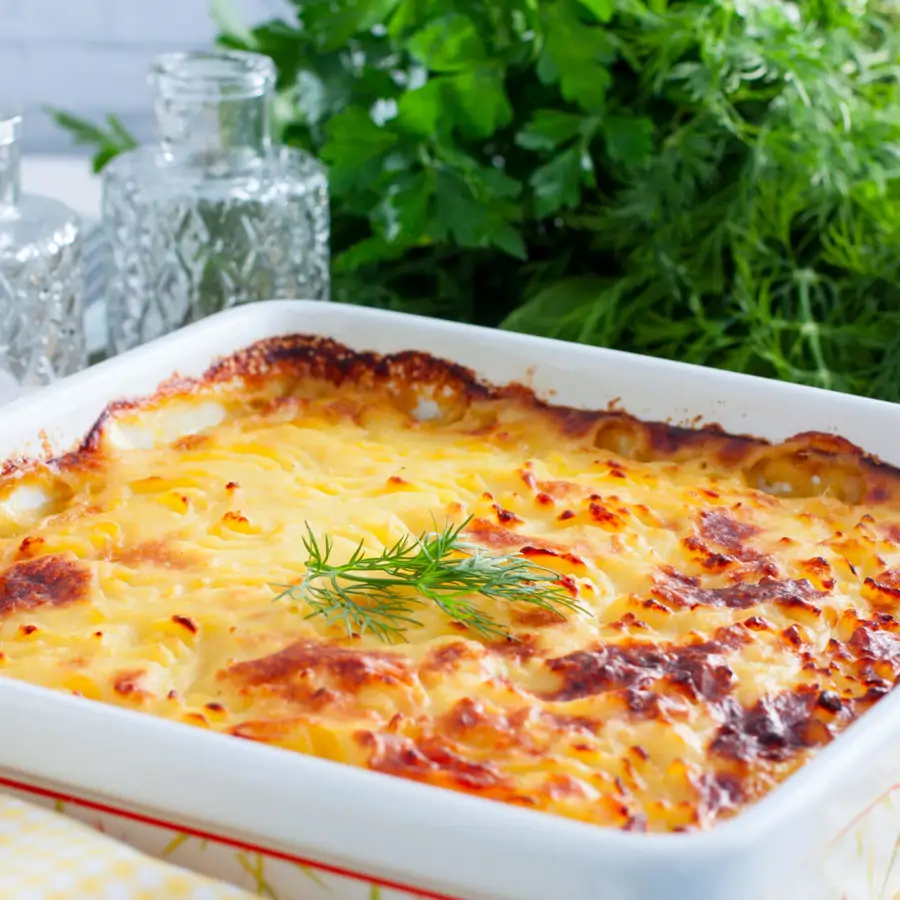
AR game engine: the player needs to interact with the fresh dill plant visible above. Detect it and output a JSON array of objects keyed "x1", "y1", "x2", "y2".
[{"x1": 271, "y1": 517, "x2": 587, "y2": 643}]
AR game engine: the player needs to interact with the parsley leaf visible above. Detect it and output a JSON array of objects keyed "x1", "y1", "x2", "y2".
[
  {"x1": 321, "y1": 107, "x2": 398, "y2": 194},
  {"x1": 406, "y1": 14, "x2": 487, "y2": 72},
  {"x1": 445, "y1": 68, "x2": 513, "y2": 139},
  {"x1": 538, "y1": 0, "x2": 617, "y2": 113},
  {"x1": 531, "y1": 146, "x2": 588, "y2": 218},
  {"x1": 516, "y1": 110, "x2": 587, "y2": 151}
]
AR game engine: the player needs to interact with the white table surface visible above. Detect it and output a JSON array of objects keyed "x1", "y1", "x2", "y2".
[{"x1": 21, "y1": 154, "x2": 102, "y2": 220}]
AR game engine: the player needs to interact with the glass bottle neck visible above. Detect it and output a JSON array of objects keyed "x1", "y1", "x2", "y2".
[{"x1": 151, "y1": 51, "x2": 275, "y2": 174}]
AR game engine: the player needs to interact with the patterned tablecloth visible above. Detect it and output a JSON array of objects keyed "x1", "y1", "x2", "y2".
[{"x1": 0, "y1": 792, "x2": 254, "y2": 899}]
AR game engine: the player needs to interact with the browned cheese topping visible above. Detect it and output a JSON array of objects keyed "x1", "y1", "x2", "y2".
[{"x1": 0, "y1": 335, "x2": 897, "y2": 831}]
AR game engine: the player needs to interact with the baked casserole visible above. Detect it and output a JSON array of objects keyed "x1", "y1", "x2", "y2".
[{"x1": 0, "y1": 336, "x2": 898, "y2": 834}]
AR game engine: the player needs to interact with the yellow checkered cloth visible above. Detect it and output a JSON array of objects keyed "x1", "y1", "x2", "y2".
[{"x1": 0, "y1": 793, "x2": 254, "y2": 899}]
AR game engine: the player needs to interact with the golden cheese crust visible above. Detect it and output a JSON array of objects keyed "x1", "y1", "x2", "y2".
[{"x1": 1, "y1": 334, "x2": 900, "y2": 832}]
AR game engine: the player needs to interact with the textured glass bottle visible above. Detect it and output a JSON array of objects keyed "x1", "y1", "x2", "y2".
[
  {"x1": 0, "y1": 112, "x2": 85, "y2": 390},
  {"x1": 102, "y1": 51, "x2": 330, "y2": 356}
]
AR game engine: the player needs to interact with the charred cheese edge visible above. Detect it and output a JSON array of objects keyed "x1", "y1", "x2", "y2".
[{"x1": 0, "y1": 335, "x2": 899, "y2": 833}]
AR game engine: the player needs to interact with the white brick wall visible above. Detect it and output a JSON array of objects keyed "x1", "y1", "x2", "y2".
[{"x1": 0, "y1": 0, "x2": 285, "y2": 152}]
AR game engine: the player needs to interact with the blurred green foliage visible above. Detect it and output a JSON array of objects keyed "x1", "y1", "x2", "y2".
[{"x1": 52, "y1": 0, "x2": 900, "y2": 399}]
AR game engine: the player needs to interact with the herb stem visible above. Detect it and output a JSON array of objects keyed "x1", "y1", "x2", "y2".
[{"x1": 273, "y1": 517, "x2": 588, "y2": 643}]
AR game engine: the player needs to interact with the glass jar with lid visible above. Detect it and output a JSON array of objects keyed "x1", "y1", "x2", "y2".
[
  {"x1": 102, "y1": 50, "x2": 330, "y2": 356},
  {"x1": 0, "y1": 111, "x2": 86, "y2": 395}
]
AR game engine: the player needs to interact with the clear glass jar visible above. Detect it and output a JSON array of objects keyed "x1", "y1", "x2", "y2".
[
  {"x1": 102, "y1": 50, "x2": 330, "y2": 356},
  {"x1": 0, "y1": 111, "x2": 85, "y2": 393}
]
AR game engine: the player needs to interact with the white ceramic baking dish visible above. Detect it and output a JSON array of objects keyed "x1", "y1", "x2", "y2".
[{"x1": 2, "y1": 300, "x2": 900, "y2": 900}]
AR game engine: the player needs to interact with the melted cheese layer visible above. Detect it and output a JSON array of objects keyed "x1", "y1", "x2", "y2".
[{"x1": 1, "y1": 336, "x2": 900, "y2": 833}]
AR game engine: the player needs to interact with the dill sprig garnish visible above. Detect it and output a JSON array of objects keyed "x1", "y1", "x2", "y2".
[{"x1": 272, "y1": 517, "x2": 588, "y2": 643}]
